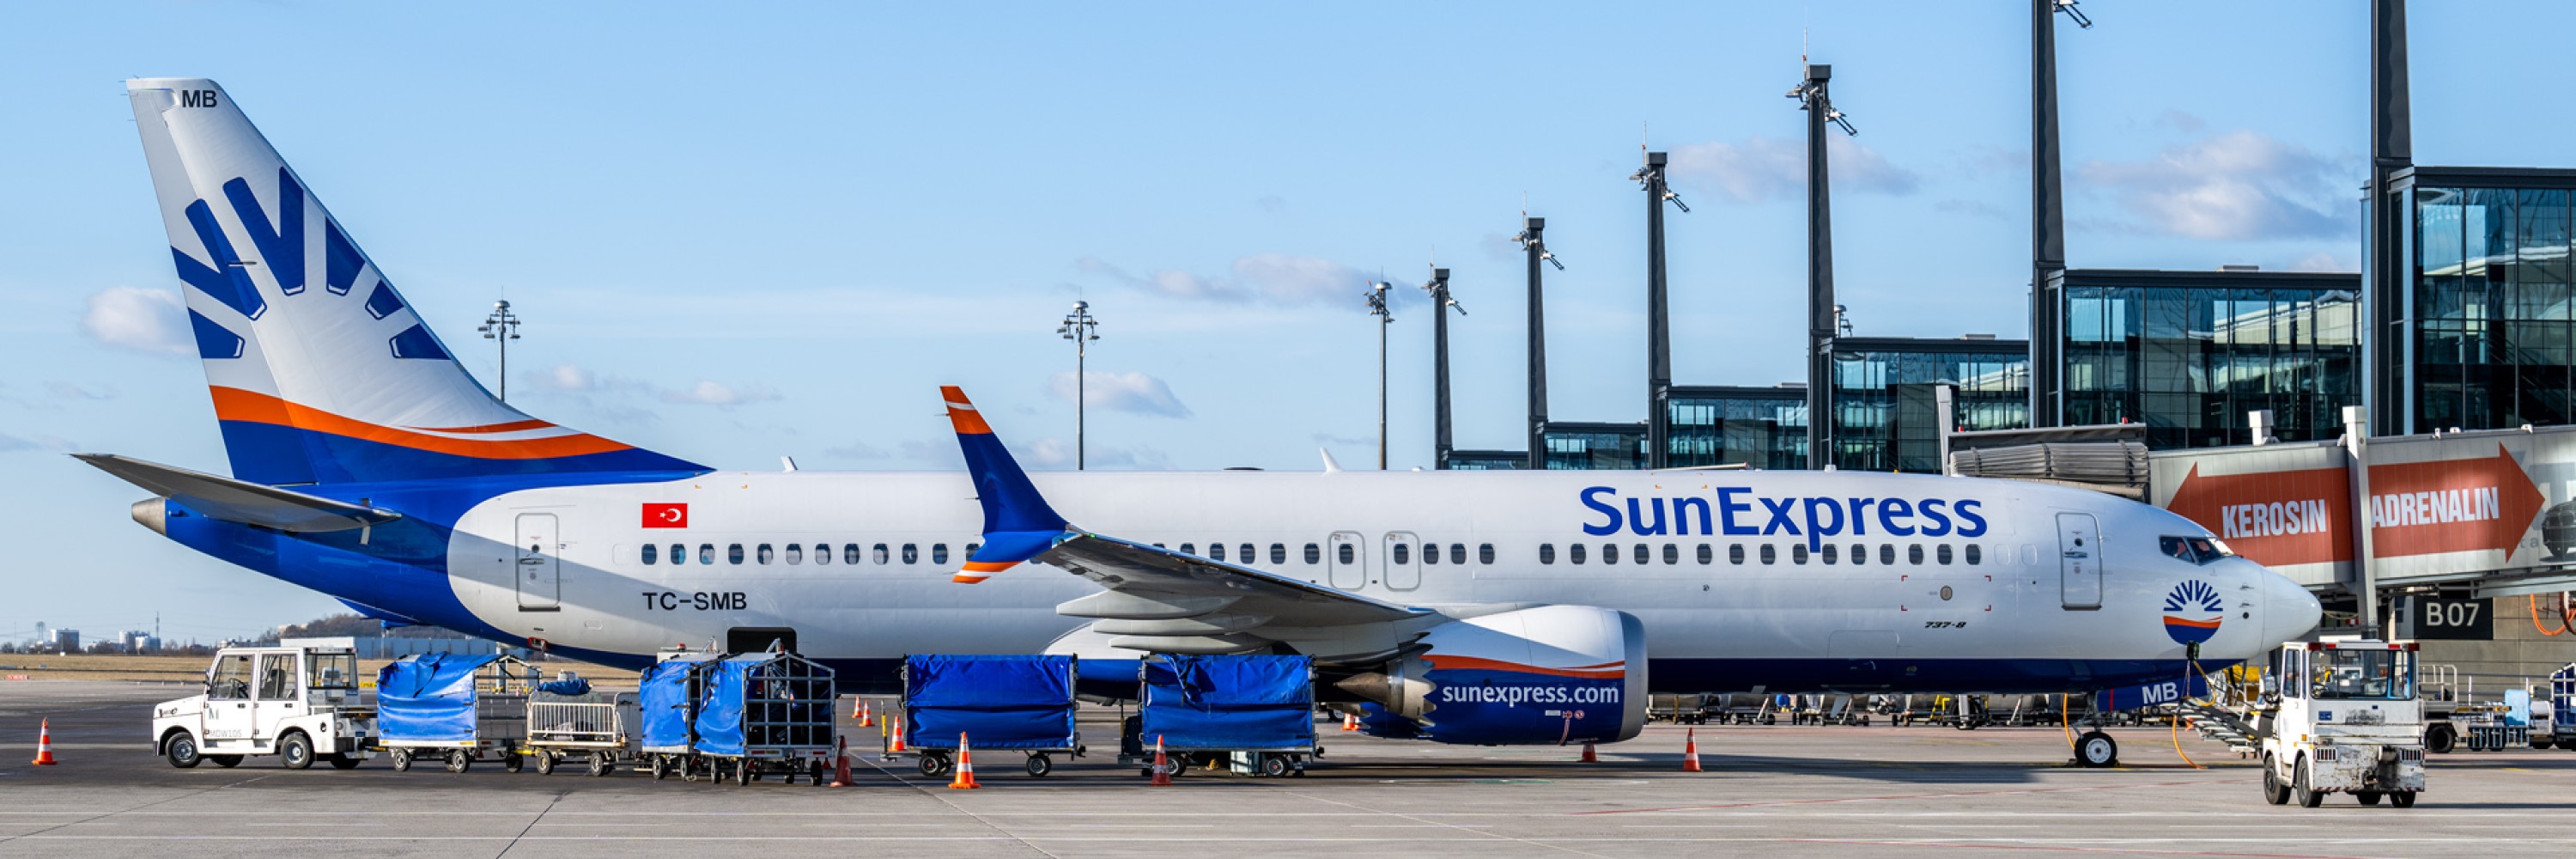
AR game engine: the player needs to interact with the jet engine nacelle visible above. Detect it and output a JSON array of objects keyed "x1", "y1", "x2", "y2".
[{"x1": 1352, "y1": 605, "x2": 1647, "y2": 746}]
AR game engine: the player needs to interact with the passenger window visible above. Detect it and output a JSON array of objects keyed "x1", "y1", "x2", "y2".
[
  {"x1": 1791, "y1": 545, "x2": 1809, "y2": 564},
  {"x1": 784, "y1": 544, "x2": 802, "y2": 565},
  {"x1": 1663, "y1": 544, "x2": 1679, "y2": 564},
  {"x1": 209, "y1": 654, "x2": 253, "y2": 700},
  {"x1": 1729, "y1": 545, "x2": 1746, "y2": 564},
  {"x1": 1337, "y1": 544, "x2": 1355, "y2": 564},
  {"x1": 966, "y1": 543, "x2": 981, "y2": 559},
  {"x1": 933, "y1": 544, "x2": 950, "y2": 565},
  {"x1": 1479, "y1": 544, "x2": 1496, "y2": 564},
  {"x1": 1697, "y1": 545, "x2": 1712, "y2": 564},
  {"x1": 841, "y1": 544, "x2": 859, "y2": 565},
  {"x1": 1241, "y1": 544, "x2": 1255, "y2": 564},
  {"x1": 1846, "y1": 543, "x2": 1864, "y2": 565},
  {"x1": 873, "y1": 544, "x2": 890, "y2": 564},
  {"x1": 1452, "y1": 544, "x2": 1467, "y2": 565},
  {"x1": 1880, "y1": 544, "x2": 1896, "y2": 565},
  {"x1": 1207, "y1": 543, "x2": 1224, "y2": 562},
  {"x1": 1820, "y1": 545, "x2": 1838, "y2": 564},
  {"x1": 1272, "y1": 544, "x2": 1288, "y2": 564},
  {"x1": 1420, "y1": 543, "x2": 1437, "y2": 565},
  {"x1": 1965, "y1": 545, "x2": 1983, "y2": 565},
  {"x1": 902, "y1": 544, "x2": 919, "y2": 564},
  {"x1": 1540, "y1": 544, "x2": 1557, "y2": 564},
  {"x1": 1601, "y1": 544, "x2": 1617, "y2": 565},
  {"x1": 2023, "y1": 544, "x2": 2039, "y2": 565},
  {"x1": 257, "y1": 654, "x2": 295, "y2": 700},
  {"x1": 811, "y1": 544, "x2": 829, "y2": 565},
  {"x1": 699, "y1": 544, "x2": 715, "y2": 564},
  {"x1": 1909, "y1": 545, "x2": 1926, "y2": 564},
  {"x1": 1759, "y1": 545, "x2": 1777, "y2": 564},
  {"x1": 1571, "y1": 544, "x2": 1589, "y2": 564},
  {"x1": 756, "y1": 544, "x2": 775, "y2": 564},
  {"x1": 1182, "y1": 543, "x2": 1197, "y2": 557},
  {"x1": 641, "y1": 544, "x2": 659, "y2": 565},
  {"x1": 670, "y1": 544, "x2": 686, "y2": 565},
  {"x1": 1936, "y1": 545, "x2": 1953, "y2": 565},
  {"x1": 1304, "y1": 543, "x2": 1321, "y2": 564},
  {"x1": 1634, "y1": 544, "x2": 1649, "y2": 564},
  {"x1": 1392, "y1": 543, "x2": 1410, "y2": 565},
  {"x1": 727, "y1": 544, "x2": 745, "y2": 564}
]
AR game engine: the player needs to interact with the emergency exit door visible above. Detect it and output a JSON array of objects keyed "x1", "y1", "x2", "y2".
[
  {"x1": 2057, "y1": 512, "x2": 2100, "y2": 610},
  {"x1": 516, "y1": 513, "x2": 560, "y2": 611}
]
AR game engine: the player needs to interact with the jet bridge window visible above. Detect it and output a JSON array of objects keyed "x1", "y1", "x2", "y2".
[
  {"x1": 902, "y1": 544, "x2": 919, "y2": 564},
  {"x1": 1271, "y1": 544, "x2": 1287, "y2": 564},
  {"x1": 1304, "y1": 543, "x2": 1321, "y2": 564},
  {"x1": 1478, "y1": 544, "x2": 1495, "y2": 564},
  {"x1": 872, "y1": 544, "x2": 890, "y2": 564},
  {"x1": 1539, "y1": 544, "x2": 1556, "y2": 564},
  {"x1": 756, "y1": 544, "x2": 775, "y2": 564},
  {"x1": 728, "y1": 544, "x2": 745, "y2": 564},
  {"x1": 933, "y1": 544, "x2": 949, "y2": 565},
  {"x1": 641, "y1": 544, "x2": 659, "y2": 565}
]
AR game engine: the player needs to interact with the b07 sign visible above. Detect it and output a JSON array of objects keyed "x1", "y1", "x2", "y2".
[{"x1": 2403, "y1": 595, "x2": 2493, "y2": 640}]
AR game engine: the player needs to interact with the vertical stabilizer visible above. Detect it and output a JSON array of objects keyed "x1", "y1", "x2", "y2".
[{"x1": 125, "y1": 79, "x2": 701, "y2": 484}]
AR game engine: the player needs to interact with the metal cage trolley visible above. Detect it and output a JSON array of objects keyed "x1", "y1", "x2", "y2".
[
  {"x1": 1136, "y1": 655, "x2": 1317, "y2": 778},
  {"x1": 374, "y1": 653, "x2": 536, "y2": 773},
  {"x1": 694, "y1": 650, "x2": 837, "y2": 785},
  {"x1": 523, "y1": 672, "x2": 637, "y2": 777},
  {"x1": 639, "y1": 649, "x2": 724, "y2": 781},
  {"x1": 902, "y1": 654, "x2": 1082, "y2": 777}
]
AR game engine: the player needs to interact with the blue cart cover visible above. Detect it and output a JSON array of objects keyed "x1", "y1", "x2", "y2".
[
  {"x1": 690, "y1": 655, "x2": 762, "y2": 756},
  {"x1": 376, "y1": 653, "x2": 504, "y2": 743},
  {"x1": 903, "y1": 655, "x2": 1078, "y2": 750},
  {"x1": 641, "y1": 654, "x2": 720, "y2": 750},
  {"x1": 1140, "y1": 655, "x2": 1315, "y2": 751}
]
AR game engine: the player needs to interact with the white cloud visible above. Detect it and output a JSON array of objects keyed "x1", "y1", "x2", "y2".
[
  {"x1": 661, "y1": 380, "x2": 781, "y2": 406},
  {"x1": 1048, "y1": 370, "x2": 1192, "y2": 418},
  {"x1": 1078, "y1": 254, "x2": 1397, "y2": 308},
  {"x1": 1013, "y1": 436, "x2": 1169, "y2": 470},
  {"x1": 2075, "y1": 131, "x2": 2356, "y2": 241},
  {"x1": 80, "y1": 287, "x2": 192, "y2": 356},
  {"x1": 1667, "y1": 135, "x2": 1921, "y2": 204},
  {"x1": 520, "y1": 363, "x2": 779, "y2": 410}
]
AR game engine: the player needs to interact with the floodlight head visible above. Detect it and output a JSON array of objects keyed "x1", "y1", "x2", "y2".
[
  {"x1": 1663, "y1": 189, "x2": 1690, "y2": 213},
  {"x1": 1541, "y1": 251, "x2": 1564, "y2": 271},
  {"x1": 1073, "y1": 300, "x2": 1089, "y2": 311},
  {"x1": 2056, "y1": 0, "x2": 2093, "y2": 28}
]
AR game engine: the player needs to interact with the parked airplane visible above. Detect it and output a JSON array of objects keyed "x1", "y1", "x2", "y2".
[{"x1": 91, "y1": 78, "x2": 2318, "y2": 765}]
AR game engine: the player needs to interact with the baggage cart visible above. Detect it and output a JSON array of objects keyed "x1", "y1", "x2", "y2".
[
  {"x1": 902, "y1": 654, "x2": 1081, "y2": 777},
  {"x1": 375, "y1": 653, "x2": 535, "y2": 773},
  {"x1": 694, "y1": 650, "x2": 836, "y2": 786},
  {"x1": 1134, "y1": 655, "x2": 1316, "y2": 778},
  {"x1": 639, "y1": 649, "x2": 723, "y2": 780},
  {"x1": 523, "y1": 673, "x2": 636, "y2": 777}
]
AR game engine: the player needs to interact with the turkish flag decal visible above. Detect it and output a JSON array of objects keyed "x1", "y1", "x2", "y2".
[{"x1": 642, "y1": 503, "x2": 689, "y2": 528}]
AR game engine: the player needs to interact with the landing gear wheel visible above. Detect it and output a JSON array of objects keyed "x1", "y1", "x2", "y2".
[
  {"x1": 507, "y1": 752, "x2": 529, "y2": 774},
  {"x1": 2425, "y1": 723, "x2": 2458, "y2": 754},
  {"x1": 534, "y1": 752, "x2": 555, "y2": 775},
  {"x1": 2261, "y1": 756, "x2": 2289, "y2": 805},
  {"x1": 329, "y1": 754, "x2": 362, "y2": 770},
  {"x1": 2293, "y1": 761, "x2": 2323, "y2": 807},
  {"x1": 2357, "y1": 791, "x2": 2383, "y2": 806},
  {"x1": 1027, "y1": 754, "x2": 1053, "y2": 777},
  {"x1": 166, "y1": 734, "x2": 202, "y2": 769},
  {"x1": 389, "y1": 748, "x2": 413, "y2": 772},
  {"x1": 2075, "y1": 731, "x2": 2118, "y2": 768},
  {"x1": 1260, "y1": 754, "x2": 1290, "y2": 777},
  {"x1": 2391, "y1": 790, "x2": 2417, "y2": 808},
  {"x1": 590, "y1": 755, "x2": 613, "y2": 777},
  {"x1": 209, "y1": 754, "x2": 243, "y2": 768},
  {"x1": 447, "y1": 749, "x2": 472, "y2": 773},
  {"x1": 278, "y1": 732, "x2": 314, "y2": 770}
]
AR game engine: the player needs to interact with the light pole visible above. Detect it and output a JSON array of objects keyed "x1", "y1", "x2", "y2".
[
  {"x1": 1633, "y1": 149, "x2": 1690, "y2": 468},
  {"x1": 1789, "y1": 64, "x2": 1856, "y2": 470},
  {"x1": 1057, "y1": 301, "x2": 1101, "y2": 470},
  {"x1": 1420, "y1": 267, "x2": 1467, "y2": 469},
  {"x1": 1365, "y1": 281, "x2": 1394, "y2": 470},
  {"x1": 477, "y1": 300, "x2": 522, "y2": 402}
]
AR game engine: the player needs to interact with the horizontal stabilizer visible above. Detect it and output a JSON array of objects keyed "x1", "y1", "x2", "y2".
[{"x1": 76, "y1": 453, "x2": 398, "y2": 533}]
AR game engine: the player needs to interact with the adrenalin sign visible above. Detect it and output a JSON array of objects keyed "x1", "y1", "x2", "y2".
[{"x1": 1578, "y1": 486, "x2": 1990, "y2": 551}]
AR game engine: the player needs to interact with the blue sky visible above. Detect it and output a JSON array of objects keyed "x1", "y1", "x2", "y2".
[{"x1": 6, "y1": 1, "x2": 2573, "y2": 640}]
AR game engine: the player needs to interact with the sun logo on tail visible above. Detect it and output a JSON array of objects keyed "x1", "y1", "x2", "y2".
[{"x1": 2161, "y1": 580, "x2": 2226, "y2": 645}]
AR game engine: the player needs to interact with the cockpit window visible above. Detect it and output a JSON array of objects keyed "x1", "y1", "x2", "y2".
[{"x1": 2160, "y1": 535, "x2": 2234, "y2": 565}]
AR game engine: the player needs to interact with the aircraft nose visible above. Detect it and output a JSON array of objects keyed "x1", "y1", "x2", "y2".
[{"x1": 2256, "y1": 567, "x2": 2321, "y2": 647}]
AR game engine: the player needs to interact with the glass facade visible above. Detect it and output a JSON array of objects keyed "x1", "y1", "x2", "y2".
[
  {"x1": 1667, "y1": 386, "x2": 1807, "y2": 469},
  {"x1": 1542, "y1": 423, "x2": 1646, "y2": 470},
  {"x1": 1830, "y1": 338, "x2": 2029, "y2": 472},
  {"x1": 2409, "y1": 184, "x2": 2576, "y2": 431},
  {"x1": 2055, "y1": 271, "x2": 2361, "y2": 450},
  {"x1": 1444, "y1": 449, "x2": 1526, "y2": 470}
]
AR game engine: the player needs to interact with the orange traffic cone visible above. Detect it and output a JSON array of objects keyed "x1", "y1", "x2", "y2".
[
  {"x1": 889, "y1": 715, "x2": 908, "y2": 752},
  {"x1": 829, "y1": 735, "x2": 854, "y2": 788},
  {"x1": 1341, "y1": 711, "x2": 1359, "y2": 732},
  {"x1": 1681, "y1": 728, "x2": 1703, "y2": 772},
  {"x1": 1579, "y1": 741, "x2": 1597, "y2": 763},
  {"x1": 1150, "y1": 734, "x2": 1173, "y2": 786},
  {"x1": 947, "y1": 733, "x2": 980, "y2": 789},
  {"x1": 854, "y1": 698, "x2": 873, "y2": 727},
  {"x1": 30, "y1": 719, "x2": 58, "y2": 765}
]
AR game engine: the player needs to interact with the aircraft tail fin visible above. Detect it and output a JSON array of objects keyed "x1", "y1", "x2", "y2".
[
  {"x1": 125, "y1": 78, "x2": 702, "y2": 484},
  {"x1": 941, "y1": 386, "x2": 1069, "y2": 582}
]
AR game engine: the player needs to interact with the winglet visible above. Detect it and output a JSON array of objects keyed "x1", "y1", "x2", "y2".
[{"x1": 943, "y1": 386, "x2": 1070, "y2": 582}]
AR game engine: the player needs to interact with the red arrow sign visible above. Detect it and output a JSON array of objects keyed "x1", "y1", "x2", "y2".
[{"x1": 2162, "y1": 444, "x2": 2544, "y2": 567}]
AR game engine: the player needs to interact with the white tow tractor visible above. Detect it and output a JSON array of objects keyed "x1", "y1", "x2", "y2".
[
  {"x1": 2259, "y1": 638, "x2": 2426, "y2": 808},
  {"x1": 153, "y1": 643, "x2": 376, "y2": 770}
]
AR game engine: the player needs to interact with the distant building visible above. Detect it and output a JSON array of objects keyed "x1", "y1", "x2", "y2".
[
  {"x1": 1443, "y1": 449, "x2": 1527, "y2": 470},
  {"x1": 1667, "y1": 384, "x2": 1808, "y2": 470},
  {"x1": 1542, "y1": 422, "x2": 1647, "y2": 470},
  {"x1": 52, "y1": 629, "x2": 79, "y2": 654},
  {"x1": 1830, "y1": 335, "x2": 2030, "y2": 472},
  {"x1": 2375, "y1": 169, "x2": 2576, "y2": 434},
  {"x1": 2039, "y1": 268, "x2": 2362, "y2": 448}
]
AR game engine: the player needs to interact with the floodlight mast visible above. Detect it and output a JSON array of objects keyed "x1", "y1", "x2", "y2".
[
  {"x1": 1364, "y1": 282, "x2": 1394, "y2": 470},
  {"x1": 2031, "y1": 0, "x2": 2090, "y2": 428},
  {"x1": 1420, "y1": 267, "x2": 1467, "y2": 469},
  {"x1": 1057, "y1": 301, "x2": 1101, "y2": 470},
  {"x1": 1789, "y1": 64, "x2": 1854, "y2": 469},
  {"x1": 476, "y1": 300, "x2": 522, "y2": 403},
  {"x1": 1633, "y1": 150, "x2": 1690, "y2": 468},
  {"x1": 1514, "y1": 216, "x2": 1558, "y2": 470}
]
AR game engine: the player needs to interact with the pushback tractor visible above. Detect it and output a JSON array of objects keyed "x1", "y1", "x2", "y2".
[
  {"x1": 2259, "y1": 638, "x2": 2426, "y2": 808},
  {"x1": 155, "y1": 643, "x2": 374, "y2": 770}
]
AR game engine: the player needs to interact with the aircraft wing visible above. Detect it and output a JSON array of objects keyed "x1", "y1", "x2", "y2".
[{"x1": 76, "y1": 453, "x2": 400, "y2": 533}]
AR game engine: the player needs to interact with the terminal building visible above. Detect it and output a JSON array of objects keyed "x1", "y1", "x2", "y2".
[
  {"x1": 2374, "y1": 168, "x2": 2576, "y2": 435},
  {"x1": 2038, "y1": 269, "x2": 2364, "y2": 449}
]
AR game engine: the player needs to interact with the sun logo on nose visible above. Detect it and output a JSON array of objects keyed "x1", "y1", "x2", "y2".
[{"x1": 2161, "y1": 580, "x2": 2226, "y2": 645}]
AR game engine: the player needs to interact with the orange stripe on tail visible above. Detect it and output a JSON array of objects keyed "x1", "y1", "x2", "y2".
[
  {"x1": 939, "y1": 385, "x2": 993, "y2": 435},
  {"x1": 209, "y1": 387, "x2": 631, "y2": 460}
]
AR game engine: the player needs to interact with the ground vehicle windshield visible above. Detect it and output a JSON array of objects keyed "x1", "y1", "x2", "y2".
[{"x1": 2310, "y1": 649, "x2": 2414, "y2": 700}]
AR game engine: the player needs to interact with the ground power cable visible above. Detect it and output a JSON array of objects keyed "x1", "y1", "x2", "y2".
[
  {"x1": 2530, "y1": 593, "x2": 2571, "y2": 636},
  {"x1": 2168, "y1": 659, "x2": 2207, "y2": 770}
]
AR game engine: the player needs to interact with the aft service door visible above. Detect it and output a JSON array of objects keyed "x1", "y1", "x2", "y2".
[
  {"x1": 1383, "y1": 532, "x2": 1421, "y2": 591},
  {"x1": 2057, "y1": 512, "x2": 2101, "y2": 610},
  {"x1": 1327, "y1": 531, "x2": 1366, "y2": 590},
  {"x1": 515, "y1": 513, "x2": 561, "y2": 611}
]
